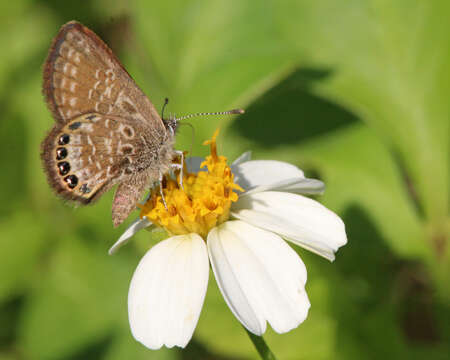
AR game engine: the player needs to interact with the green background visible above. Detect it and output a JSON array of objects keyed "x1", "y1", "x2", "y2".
[{"x1": 0, "y1": 0, "x2": 448, "y2": 359}]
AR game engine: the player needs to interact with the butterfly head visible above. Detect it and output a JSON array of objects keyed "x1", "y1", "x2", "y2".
[{"x1": 162, "y1": 113, "x2": 178, "y2": 137}]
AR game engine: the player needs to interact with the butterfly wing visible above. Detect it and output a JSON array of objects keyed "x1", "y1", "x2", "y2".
[
  {"x1": 41, "y1": 113, "x2": 155, "y2": 204},
  {"x1": 43, "y1": 20, "x2": 164, "y2": 129},
  {"x1": 41, "y1": 21, "x2": 174, "y2": 225},
  {"x1": 112, "y1": 172, "x2": 151, "y2": 227}
]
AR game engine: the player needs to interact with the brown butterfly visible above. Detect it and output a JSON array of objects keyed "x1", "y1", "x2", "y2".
[{"x1": 41, "y1": 21, "x2": 243, "y2": 226}]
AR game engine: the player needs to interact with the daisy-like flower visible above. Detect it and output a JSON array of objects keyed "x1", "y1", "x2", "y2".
[{"x1": 110, "y1": 130, "x2": 347, "y2": 349}]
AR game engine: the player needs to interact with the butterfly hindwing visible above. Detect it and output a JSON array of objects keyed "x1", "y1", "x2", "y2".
[
  {"x1": 112, "y1": 172, "x2": 152, "y2": 227},
  {"x1": 41, "y1": 113, "x2": 149, "y2": 204}
]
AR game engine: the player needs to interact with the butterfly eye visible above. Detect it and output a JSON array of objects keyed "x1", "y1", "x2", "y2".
[
  {"x1": 64, "y1": 174, "x2": 78, "y2": 189},
  {"x1": 56, "y1": 147, "x2": 68, "y2": 160},
  {"x1": 58, "y1": 134, "x2": 70, "y2": 145},
  {"x1": 58, "y1": 161, "x2": 71, "y2": 175}
]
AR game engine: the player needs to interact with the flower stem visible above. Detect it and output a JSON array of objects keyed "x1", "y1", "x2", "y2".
[{"x1": 245, "y1": 328, "x2": 278, "y2": 360}]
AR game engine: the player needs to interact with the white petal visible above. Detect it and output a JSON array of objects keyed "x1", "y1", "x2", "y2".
[
  {"x1": 279, "y1": 177, "x2": 325, "y2": 194},
  {"x1": 231, "y1": 192, "x2": 347, "y2": 261},
  {"x1": 109, "y1": 217, "x2": 152, "y2": 255},
  {"x1": 244, "y1": 177, "x2": 325, "y2": 196},
  {"x1": 185, "y1": 157, "x2": 205, "y2": 173},
  {"x1": 128, "y1": 234, "x2": 209, "y2": 349},
  {"x1": 231, "y1": 151, "x2": 252, "y2": 166},
  {"x1": 231, "y1": 160, "x2": 305, "y2": 191},
  {"x1": 208, "y1": 220, "x2": 310, "y2": 335}
]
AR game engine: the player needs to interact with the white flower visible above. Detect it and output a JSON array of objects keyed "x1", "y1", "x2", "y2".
[{"x1": 111, "y1": 131, "x2": 347, "y2": 349}]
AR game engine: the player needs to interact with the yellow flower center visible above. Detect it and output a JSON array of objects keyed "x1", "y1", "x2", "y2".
[{"x1": 139, "y1": 129, "x2": 243, "y2": 238}]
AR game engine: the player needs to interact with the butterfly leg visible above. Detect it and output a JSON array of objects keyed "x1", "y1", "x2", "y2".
[
  {"x1": 171, "y1": 150, "x2": 184, "y2": 190},
  {"x1": 158, "y1": 171, "x2": 168, "y2": 210}
]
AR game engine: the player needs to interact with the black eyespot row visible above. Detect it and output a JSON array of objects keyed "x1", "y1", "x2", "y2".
[
  {"x1": 56, "y1": 147, "x2": 68, "y2": 160},
  {"x1": 64, "y1": 174, "x2": 78, "y2": 189},
  {"x1": 58, "y1": 161, "x2": 70, "y2": 175},
  {"x1": 58, "y1": 134, "x2": 70, "y2": 145}
]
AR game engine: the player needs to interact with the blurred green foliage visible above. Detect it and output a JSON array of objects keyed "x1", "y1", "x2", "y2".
[{"x1": 0, "y1": 0, "x2": 448, "y2": 359}]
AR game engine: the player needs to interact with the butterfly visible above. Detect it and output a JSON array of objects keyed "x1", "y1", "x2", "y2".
[{"x1": 41, "y1": 21, "x2": 180, "y2": 227}]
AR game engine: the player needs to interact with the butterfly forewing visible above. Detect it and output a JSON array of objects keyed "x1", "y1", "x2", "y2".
[{"x1": 43, "y1": 21, "x2": 164, "y2": 129}]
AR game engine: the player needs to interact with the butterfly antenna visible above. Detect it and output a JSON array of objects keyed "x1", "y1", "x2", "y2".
[
  {"x1": 174, "y1": 108, "x2": 245, "y2": 122},
  {"x1": 161, "y1": 97, "x2": 169, "y2": 120}
]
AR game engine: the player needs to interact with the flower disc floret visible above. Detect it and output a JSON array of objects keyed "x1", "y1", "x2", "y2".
[{"x1": 139, "y1": 130, "x2": 243, "y2": 238}]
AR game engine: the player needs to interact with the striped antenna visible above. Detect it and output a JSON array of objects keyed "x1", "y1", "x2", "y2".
[{"x1": 174, "y1": 108, "x2": 245, "y2": 122}]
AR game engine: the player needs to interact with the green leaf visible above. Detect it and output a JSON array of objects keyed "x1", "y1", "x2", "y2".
[
  {"x1": 103, "y1": 329, "x2": 179, "y2": 360},
  {"x1": 277, "y1": 0, "x2": 449, "y2": 233},
  {"x1": 0, "y1": 3, "x2": 53, "y2": 100},
  {"x1": 0, "y1": 211, "x2": 46, "y2": 302},
  {"x1": 17, "y1": 237, "x2": 133, "y2": 360}
]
